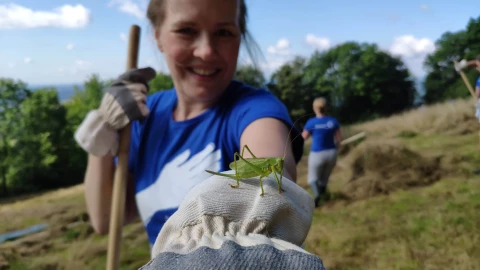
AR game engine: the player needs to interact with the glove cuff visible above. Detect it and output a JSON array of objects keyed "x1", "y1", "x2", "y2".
[
  {"x1": 74, "y1": 110, "x2": 119, "y2": 157},
  {"x1": 143, "y1": 239, "x2": 326, "y2": 270}
]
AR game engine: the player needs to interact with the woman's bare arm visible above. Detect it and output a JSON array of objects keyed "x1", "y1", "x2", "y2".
[
  {"x1": 335, "y1": 129, "x2": 343, "y2": 150},
  {"x1": 83, "y1": 154, "x2": 138, "y2": 234},
  {"x1": 302, "y1": 130, "x2": 311, "y2": 140},
  {"x1": 239, "y1": 118, "x2": 298, "y2": 182}
]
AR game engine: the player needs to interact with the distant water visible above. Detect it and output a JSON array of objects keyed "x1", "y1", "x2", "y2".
[
  {"x1": 29, "y1": 78, "x2": 426, "y2": 105},
  {"x1": 30, "y1": 83, "x2": 84, "y2": 102}
]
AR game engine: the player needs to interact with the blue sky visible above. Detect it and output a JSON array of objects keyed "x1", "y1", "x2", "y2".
[{"x1": 0, "y1": 0, "x2": 478, "y2": 85}]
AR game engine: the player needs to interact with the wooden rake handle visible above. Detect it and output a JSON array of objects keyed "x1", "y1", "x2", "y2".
[
  {"x1": 454, "y1": 60, "x2": 476, "y2": 101},
  {"x1": 106, "y1": 24, "x2": 141, "y2": 270}
]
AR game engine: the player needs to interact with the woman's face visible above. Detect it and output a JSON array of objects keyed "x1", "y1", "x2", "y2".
[{"x1": 155, "y1": 0, "x2": 242, "y2": 103}]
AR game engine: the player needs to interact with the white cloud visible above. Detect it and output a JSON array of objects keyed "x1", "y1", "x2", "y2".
[
  {"x1": 66, "y1": 43, "x2": 74, "y2": 50},
  {"x1": 24, "y1": 57, "x2": 32, "y2": 64},
  {"x1": 0, "y1": 4, "x2": 90, "y2": 29},
  {"x1": 120, "y1": 33, "x2": 127, "y2": 42},
  {"x1": 390, "y1": 35, "x2": 435, "y2": 58},
  {"x1": 260, "y1": 57, "x2": 288, "y2": 75},
  {"x1": 390, "y1": 35, "x2": 436, "y2": 77},
  {"x1": 109, "y1": 0, "x2": 145, "y2": 19},
  {"x1": 267, "y1": 38, "x2": 291, "y2": 56},
  {"x1": 305, "y1": 34, "x2": 331, "y2": 51},
  {"x1": 260, "y1": 38, "x2": 297, "y2": 77},
  {"x1": 419, "y1": 4, "x2": 430, "y2": 11}
]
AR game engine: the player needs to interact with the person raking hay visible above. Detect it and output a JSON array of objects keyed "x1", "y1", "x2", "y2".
[{"x1": 74, "y1": 0, "x2": 326, "y2": 268}]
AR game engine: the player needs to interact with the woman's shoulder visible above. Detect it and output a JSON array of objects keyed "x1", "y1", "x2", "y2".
[{"x1": 227, "y1": 80, "x2": 284, "y2": 108}]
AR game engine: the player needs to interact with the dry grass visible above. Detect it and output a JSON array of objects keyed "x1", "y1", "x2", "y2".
[
  {"x1": 0, "y1": 187, "x2": 150, "y2": 270},
  {"x1": 354, "y1": 98, "x2": 479, "y2": 138},
  {"x1": 1, "y1": 98, "x2": 480, "y2": 269},
  {"x1": 305, "y1": 176, "x2": 480, "y2": 270},
  {"x1": 341, "y1": 139, "x2": 443, "y2": 200}
]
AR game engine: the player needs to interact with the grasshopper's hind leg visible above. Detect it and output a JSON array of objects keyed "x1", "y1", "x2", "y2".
[
  {"x1": 272, "y1": 169, "x2": 286, "y2": 193},
  {"x1": 258, "y1": 176, "x2": 265, "y2": 196},
  {"x1": 242, "y1": 145, "x2": 257, "y2": 158},
  {"x1": 230, "y1": 152, "x2": 241, "y2": 189}
]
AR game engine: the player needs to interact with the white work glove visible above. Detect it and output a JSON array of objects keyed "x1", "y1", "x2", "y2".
[
  {"x1": 455, "y1": 59, "x2": 468, "y2": 72},
  {"x1": 74, "y1": 67, "x2": 156, "y2": 157},
  {"x1": 139, "y1": 170, "x2": 326, "y2": 270}
]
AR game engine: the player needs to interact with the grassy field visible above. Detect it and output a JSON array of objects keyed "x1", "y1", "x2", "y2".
[{"x1": 1, "y1": 98, "x2": 480, "y2": 269}]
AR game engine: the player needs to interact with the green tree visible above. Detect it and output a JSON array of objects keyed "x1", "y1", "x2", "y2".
[
  {"x1": 235, "y1": 65, "x2": 266, "y2": 88},
  {"x1": 0, "y1": 78, "x2": 31, "y2": 196},
  {"x1": 62, "y1": 74, "x2": 107, "y2": 181},
  {"x1": 64, "y1": 74, "x2": 106, "y2": 133},
  {"x1": 149, "y1": 72, "x2": 174, "y2": 94},
  {"x1": 423, "y1": 16, "x2": 480, "y2": 104},
  {"x1": 10, "y1": 88, "x2": 76, "y2": 191},
  {"x1": 267, "y1": 56, "x2": 315, "y2": 127},
  {"x1": 303, "y1": 42, "x2": 416, "y2": 123}
]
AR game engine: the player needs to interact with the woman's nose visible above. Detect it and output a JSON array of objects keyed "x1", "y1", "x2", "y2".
[{"x1": 193, "y1": 34, "x2": 216, "y2": 60}]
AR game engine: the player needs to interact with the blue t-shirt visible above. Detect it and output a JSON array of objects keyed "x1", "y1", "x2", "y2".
[
  {"x1": 476, "y1": 77, "x2": 480, "y2": 88},
  {"x1": 304, "y1": 116, "x2": 340, "y2": 152},
  {"x1": 127, "y1": 80, "x2": 303, "y2": 245}
]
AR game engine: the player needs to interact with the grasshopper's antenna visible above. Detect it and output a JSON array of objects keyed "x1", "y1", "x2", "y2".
[
  {"x1": 282, "y1": 113, "x2": 316, "y2": 159},
  {"x1": 289, "y1": 125, "x2": 342, "y2": 148},
  {"x1": 278, "y1": 113, "x2": 316, "y2": 191},
  {"x1": 289, "y1": 127, "x2": 315, "y2": 147}
]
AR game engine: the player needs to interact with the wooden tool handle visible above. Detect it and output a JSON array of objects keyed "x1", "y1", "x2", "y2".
[
  {"x1": 106, "y1": 24, "x2": 141, "y2": 270},
  {"x1": 454, "y1": 60, "x2": 476, "y2": 101}
]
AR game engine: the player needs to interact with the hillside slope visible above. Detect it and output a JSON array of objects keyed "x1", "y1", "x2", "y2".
[{"x1": 1, "y1": 98, "x2": 480, "y2": 270}]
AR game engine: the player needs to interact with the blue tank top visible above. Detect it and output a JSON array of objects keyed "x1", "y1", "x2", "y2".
[
  {"x1": 126, "y1": 80, "x2": 304, "y2": 244},
  {"x1": 304, "y1": 116, "x2": 340, "y2": 152}
]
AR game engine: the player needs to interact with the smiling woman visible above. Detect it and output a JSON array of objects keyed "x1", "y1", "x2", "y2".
[
  {"x1": 74, "y1": 0, "x2": 315, "y2": 267},
  {"x1": 149, "y1": 0, "x2": 243, "y2": 118},
  {"x1": 147, "y1": 0, "x2": 262, "y2": 119}
]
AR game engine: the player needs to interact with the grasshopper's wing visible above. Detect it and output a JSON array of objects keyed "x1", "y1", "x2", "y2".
[{"x1": 229, "y1": 158, "x2": 270, "y2": 178}]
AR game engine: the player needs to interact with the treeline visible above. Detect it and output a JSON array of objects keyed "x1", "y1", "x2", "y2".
[
  {"x1": 0, "y1": 74, "x2": 176, "y2": 197},
  {"x1": 423, "y1": 16, "x2": 480, "y2": 103},
  {"x1": 0, "y1": 16, "x2": 479, "y2": 197}
]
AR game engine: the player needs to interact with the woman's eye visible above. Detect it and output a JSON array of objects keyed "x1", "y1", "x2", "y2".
[
  {"x1": 217, "y1": 29, "x2": 233, "y2": 37},
  {"x1": 177, "y1": 28, "x2": 196, "y2": 35}
]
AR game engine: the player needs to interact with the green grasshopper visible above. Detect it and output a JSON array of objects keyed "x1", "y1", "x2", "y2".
[
  {"x1": 205, "y1": 113, "x2": 316, "y2": 196},
  {"x1": 206, "y1": 144, "x2": 285, "y2": 196}
]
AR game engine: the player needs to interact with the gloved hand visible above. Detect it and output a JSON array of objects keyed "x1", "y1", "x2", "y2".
[
  {"x1": 74, "y1": 67, "x2": 156, "y2": 157},
  {"x1": 455, "y1": 59, "x2": 468, "y2": 72},
  {"x1": 139, "y1": 170, "x2": 326, "y2": 270}
]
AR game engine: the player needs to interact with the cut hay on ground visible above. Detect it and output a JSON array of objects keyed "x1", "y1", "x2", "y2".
[
  {"x1": 343, "y1": 140, "x2": 443, "y2": 200},
  {"x1": 354, "y1": 98, "x2": 479, "y2": 137}
]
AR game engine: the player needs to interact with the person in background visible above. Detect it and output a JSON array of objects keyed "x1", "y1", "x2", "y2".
[
  {"x1": 455, "y1": 56, "x2": 480, "y2": 121},
  {"x1": 302, "y1": 97, "x2": 342, "y2": 207}
]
